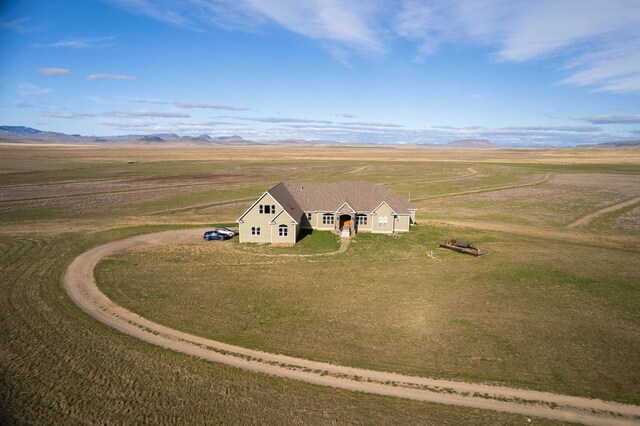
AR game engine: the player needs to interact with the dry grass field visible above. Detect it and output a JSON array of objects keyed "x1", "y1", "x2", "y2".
[{"x1": 1, "y1": 142, "x2": 639, "y2": 424}]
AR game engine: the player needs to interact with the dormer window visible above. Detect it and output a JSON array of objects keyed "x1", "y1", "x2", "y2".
[{"x1": 259, "y1": 204, "x2": 276, "y2": 214}]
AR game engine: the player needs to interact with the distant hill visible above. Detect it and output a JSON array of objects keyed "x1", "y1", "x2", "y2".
[
  {"x1": 0, "y1": 125, "x2": 43, "y2": 135},
  {"x1": 138, "y1": 135, "x2": 165, "y2": 143},
  {"x1": 580, "y1": 140, "x2": 640, "y2": 148},
  {"x1": 0, "y1": 125, "x2": 257, "y2": 145},
  {"x1": 446, "y1": 139, "x2": 501, "y2": 149}
]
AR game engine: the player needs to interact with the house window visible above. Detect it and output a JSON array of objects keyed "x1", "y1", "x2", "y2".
[
  {"x1": 279, "y1": 224, "x2": 288, "y2": 237},
  {"x1": 322, "y1": 213, "x2": 334, "y2": 225},
  {"x1": 251, "y1": 226, "x2": 261, "y2": 235},
  {"x1": 395, "y1": 216, "x2": 399, "y2": 222},
  {"x1": 356, "y1": 214, "x2": 367, "y2": 225},
  {"x1": 259, "y1": 204, "x2": 276, "y2": 214},
  {"x1": 378, "y1": 216, "x2": 388, "y2": 226},
  {"x1": 307, "y1": 212, "x2": 312, "y2": 221}
]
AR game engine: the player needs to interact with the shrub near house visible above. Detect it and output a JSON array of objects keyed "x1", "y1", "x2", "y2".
[{"x1": 237, "y1": 182, "x2": 416, "y2": 244}]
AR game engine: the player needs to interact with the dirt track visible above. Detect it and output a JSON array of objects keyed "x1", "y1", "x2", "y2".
[
  {"x1": 567, "y1": 196, "x2": 640, "y2": 228},
  {"x1": 411, "y1": 173, "x2": 552, "y2": 201},
  {"x1": 62, "y1": 230, "x2": 640, "y2": 425}
]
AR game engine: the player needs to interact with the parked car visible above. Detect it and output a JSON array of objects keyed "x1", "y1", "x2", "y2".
[
  {"x1": 213, "y1": 227, "x2": 235, "y2": 237},
  {"x1": 203, "y1": 230, "x2": 229, "y2": 241}
]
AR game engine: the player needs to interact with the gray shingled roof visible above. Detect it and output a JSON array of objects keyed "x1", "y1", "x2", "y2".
[
  {"x1": 267, "y1": 182, "x2": 305, "y2": 223},
  {"x1": 267, "y1": 181, "x2": 414, "y2": 215}
]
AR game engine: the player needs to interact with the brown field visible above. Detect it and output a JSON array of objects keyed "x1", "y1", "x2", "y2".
[{"x1": 1, "y1": 142, "x2": 639, "y2": 424}]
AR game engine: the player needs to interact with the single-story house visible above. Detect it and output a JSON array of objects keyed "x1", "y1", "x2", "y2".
[{"x1": 237, "y1": 181, "x2": 416, "y2": 244}]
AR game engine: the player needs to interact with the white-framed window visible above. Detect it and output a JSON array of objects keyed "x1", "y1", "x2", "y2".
[
  {"x1": 251, "y1": 226, "x2": 261, "y2": 235},
  {"x1": 378, "y1": 216, "x2": 388, "y2": 226},
  {"x1": 395, "y1": 216, "x2": 399, "y2": 222},
  {"x1": 322, "y1": 213, "x2": 334, "y2": 225},
  {"x1": 278, "y1": 224, "x2": 288, "y2": 237},
  {"x1": 307, "y1": 212, "x2": 312, "y2": 221},
  {"x1": 259, "y1": 204, "x2": 276, "y2": 214},
  {"x1": 356, "y1": 214, "x2": 367, "y2": 225}
]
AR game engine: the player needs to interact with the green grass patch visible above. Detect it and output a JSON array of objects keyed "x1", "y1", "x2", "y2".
[{"x1": 96, "y1": 225, "x2": 640, "y2": 405}]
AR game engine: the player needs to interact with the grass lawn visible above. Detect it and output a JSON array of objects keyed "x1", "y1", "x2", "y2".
[
  {"x1": 96, "y1": 225, "x2": 640, "y2": 405},
  {"x1": 2, "y1": 144, "x2": 639, "y2": 424}
]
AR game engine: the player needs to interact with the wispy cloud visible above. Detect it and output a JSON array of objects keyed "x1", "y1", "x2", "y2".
[
  {"x1": 87, "y1": 73, "x2": 136, "y2": 81},
  {"x1": 106, "y1": 1, "x2": 640, "y2": 92},
  {"x1": 38, "y1": 67, "x2": 71, "y2": 77},
  {"x1": 18, "y1": 83, "x2": 51, "y2": 96},
  {"x1": 584, "y1": 115, "x2": 640, "y2": 125},
  {"x1": 173, "y1": 101, "x2": 248, "y2": 111},
  {"x1": 34, "y1": 36, "x2": 114, "y2": 49},
  {"x1": 102, "y1": 120, "x2": 157, "y2": 130},
  {"x1": 15, "y1": 101, "x2": 34, "y2": 108},
  {"x1": 106, "y1": 0, "x2": 384, "y2": 56},
  {"x1": 342, "y1": 121, "x2": 404, "y2": 128},
  {"x1": 244, "y1": 0, "x2": 384, "y2": 53},
  {"x1": 125, "y1": 97, "x2": 249, "y2": 111},
  {"x1": 45, "y1": 112, "x2": 96, "y2": 119},
  {"x1": 228, "y1": 116, "x2": 334, "y2": 124},
  {"x1": 0, "y1": 17, "x2": 30, "y2": 32},
  {"x1": 103, "y1": 110, "x2": 190, "y2": 118},
  {"x1": 393, "y1": 1, "x2": 640, "y2": 92},
  {"x1": 124, "y1": 97, "x2": 171, "y2": 105}
]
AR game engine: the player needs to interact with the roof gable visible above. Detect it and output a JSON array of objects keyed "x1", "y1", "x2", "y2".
[
  {"x1": 371, "y1": 201, "x2": 396, "y2": 215},
  {"x1": 335, "y1": 202, "x2": 356, "y2": 214},
  {"x1": 237, "y1": 191, "x2": 276, "y2": 223},
  {"x1": 269, "y1": 208, "x2": 299, "y2": 225}
]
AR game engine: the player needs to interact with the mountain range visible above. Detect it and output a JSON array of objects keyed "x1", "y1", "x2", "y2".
[{"x1": 2, "y1": 125, "x2": 639, "y2": 148}]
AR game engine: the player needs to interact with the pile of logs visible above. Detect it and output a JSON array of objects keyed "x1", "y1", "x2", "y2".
[{"x1": 439, "y1": 239, "x2": 486, "y2": 256}]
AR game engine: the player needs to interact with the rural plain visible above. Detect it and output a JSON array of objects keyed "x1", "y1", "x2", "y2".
[{"x1": 1, "y1": 143, "x2": 639, "y2": 424}]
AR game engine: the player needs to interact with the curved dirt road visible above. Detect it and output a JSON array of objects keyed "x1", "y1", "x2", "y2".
[
  {"x1": 567, "y1": 196, "x2": 640, "y2": 229},
  {"x1": 62, "y1": 230, "x2": 640, "y2": 425},
  {"x1": 410, "y1": 173, "x2": 552, "y2": 202}
]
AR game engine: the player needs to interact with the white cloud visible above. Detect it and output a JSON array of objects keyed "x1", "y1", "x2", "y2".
[
  {"x1": 106, "y1": 0, "x2": 384, "y2": 55},
  {"x1": 584, "y1": 115, "x2": 640, "y2": 125},
  {"x1": 0, "y1": 17, "x2": 29, "y2": 32},
  {"x1": 228, "y1": 116, "x2": 334, "y2": 124},
  {"x1": 126, "y1": 97, "x2": 249, "y2": 111},
  {"x1": 102, "y1": 120, "x2": 157, "y2": 130},
  {"x1": 103, "y1": 110, "x2": 190, "y2": 118},
  {"x1": 18, "y1": 83, "x2": 51, "y2": 96},
  {"x1": 173, "y1": 101, "x2": 248, "y2": 111},
  {"x1": 244, "y1": 0, "x2": 383, "y2": 53},
  {"x1": 393, "y1": 0, "x2": 640, "y2": 92},
  {"x1": 87, "y1": 73, "x2": 136, "y2": 81},
  {"x1": 105, "y1": 0, "x2": 640, "y2": 92},
  {"x1": 45, "y1": 112, "x2": 96, "y2": 119},
  {"x1": 38, "y1": 67, "x2": 71, "y2": 76},
  {"x1": 34, "y1": 36, "x2": 114, "y2": 49}
]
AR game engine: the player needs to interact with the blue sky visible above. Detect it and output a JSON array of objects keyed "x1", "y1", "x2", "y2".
[{"x1": 1, "y1": 0, "x2": 640, "y2": 146}]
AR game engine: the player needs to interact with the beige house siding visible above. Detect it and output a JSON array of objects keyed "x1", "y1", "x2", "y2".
[
  {"x1": 238, "y1": 192, "x2": 283, "y2": 243},
  {"x1": 316, "y1": 212, "x2": 336, "y2": 231},
  {"x1": 301, "y1": 212, "x2": 316, "y2": 229},
  {"x1": 394, "y1": 214, "x2": 411, "y2": 232},
  {"x1": 237, "y1": 182, "x2": 416, "y2": 244},
  {"x1": 371, "y1": 203, "x2": 395, "y2": 234},
  {"x1": 269, "y1": 210, "x2": 298, "y2": 244},
  {"x1": 409, "y1": 209, "x2": 417, "y2": 224},
  {"x1": 355, "y1": 213, "x2": 373, "y2": 232}
]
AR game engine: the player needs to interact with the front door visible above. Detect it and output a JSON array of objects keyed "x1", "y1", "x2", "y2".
[{"x1": 339, "y1": 214, "x2": 351, "y2": 230}]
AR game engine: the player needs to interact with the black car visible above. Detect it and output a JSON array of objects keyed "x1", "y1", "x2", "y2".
[{"x1": 203, "y1": 230, "x2": 229, "y2": 241}]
